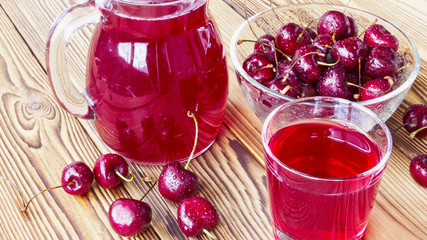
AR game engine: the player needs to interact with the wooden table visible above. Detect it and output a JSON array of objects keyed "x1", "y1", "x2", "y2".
[{"x1": 0, "y1": 0, "x2": 425, "y2": 239}]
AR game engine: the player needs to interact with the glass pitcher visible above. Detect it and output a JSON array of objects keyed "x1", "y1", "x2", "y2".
[{"x1": 46, "y1": 0, "x2": 229, "y2": 165}]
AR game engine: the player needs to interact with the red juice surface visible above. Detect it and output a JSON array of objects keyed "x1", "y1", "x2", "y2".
[
  {"x1": 86, "y1": 0, "x2": 228, "y2": 164},
  {"x1": 266, "y1": 120, "x2": 384, "y2": 240}
]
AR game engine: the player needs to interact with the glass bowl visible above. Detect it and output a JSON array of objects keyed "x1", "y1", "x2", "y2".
[{"x1": 230, "y1": 3, "x2": 420, "y2": 122}]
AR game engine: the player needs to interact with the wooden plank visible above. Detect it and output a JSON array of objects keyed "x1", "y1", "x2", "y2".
[{"x1": 1, "y1": 0, "x2": 426, "y2": 239}]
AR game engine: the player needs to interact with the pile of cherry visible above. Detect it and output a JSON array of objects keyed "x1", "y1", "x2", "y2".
[
  {"x1": 403, "y1": 104, "x2": 427, "y2": 188},
  {"x1": 241, "y1": 10, "x2": 410, "y2": 102},
  {"x1": 19, "y1": 154, "x2": 219, "y2": 238}
]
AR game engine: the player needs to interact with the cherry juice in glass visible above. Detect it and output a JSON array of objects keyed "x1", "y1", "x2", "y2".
[
  {"x1": 262, "y1": 97, "x2": 392, "y2": 240},
  {"x1": 86, "y1": 0, "x2": 228, "y2": 164}
]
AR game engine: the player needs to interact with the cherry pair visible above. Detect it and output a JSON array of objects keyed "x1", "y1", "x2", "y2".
[
  {"x1": 158, "y1": 161, "x2": 219, "y2": 238},
  {"x1": 157, "y1": 111, "x2": 219, "y2": 238},
  {"x1": 402, "y1": 104, "x2": 427, "y2": 188},
  {"x1": 25, "y1": 153, "x2": 152, "y2": 238},
  {"x1": 21, "y1": 153, "x2": 132, "y2": 212}
]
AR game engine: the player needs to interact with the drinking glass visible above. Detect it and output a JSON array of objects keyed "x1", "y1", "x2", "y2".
[{"x1": 262, "y1": 97, "x2": 392, "y2": 240}]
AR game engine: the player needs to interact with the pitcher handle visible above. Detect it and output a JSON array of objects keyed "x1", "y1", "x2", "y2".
[{"x1": 46, "y1": 0, "x2": 100, "y2": 119}]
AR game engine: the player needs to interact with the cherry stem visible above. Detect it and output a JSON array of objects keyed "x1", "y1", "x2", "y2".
[
  {"x1": 320, "y1": 19, "x2": 338, "y2": 43},
  {"x1": 140, "y1": 178, "x2": 157, "y2": 201},
  {"x1": 396, "y1": 63, "x2": 411, "y2": 72},
  {"x1": 352, "y1": 58, "x2": 362, "y2": 101},
  {"x1": 384, "y1": 76, "x2": 395, "y2": 91},
  {"x1": 143, "y1": 177, "x2": 156, "y2": 182},
  {"x1": 280, "y1": 85, "x2": 292, "y2": 95},
  {"x1": 282, "y1": 51, "x2": 326, "y2": 83},
  {"x1": 298, "y1": 17, "x2": 320, "y2": 42},
  {"x1": 114, "y1": 169, "x2": 134, "y2": 183},
  {"x1": 0, "y1": 175, "x2": 26, "y2": 211},
  {"x1": 317, "y1": 58, "x2": 339, "y2": 66},
  {"x1": 400, "y1": 51, "x2": 415, "y2": 68},
  {"x1": 185, "y1": 111, "x2": 198, "y2": 170},
  {"x1": 358, "y1": 57, "x2": 362, "y2": 97},
  {"x1": 267, "y1": 0, "x2": 284, "y2": 69},
  {"x1": 21, "y1": 181, "x2": 75, "y2": 213},
  {"x1": 317, "y1": 45, "x2": 341, "y2": 67},
  {"x1": 272, "y1": 46, "x2": 292, "y2": 62},
  {"x1": 237, "y1": 39, "x2": 266, "y2": 51},
  {"x1": 237, "y1": 39, "x2": 292, "y2": 62},
  {"x1": 253, "y1": 64, "x2": 275, "y2": 73},
  {"x1": 392, "y1": 122, "x2": 408, "y2": 134},
  {"x1": 203, "y1": 229, "x2": 217, "y2": 239},
  {"x1": 244, "y1": 0, "x2": 262, "y2": 47},
  {"x1": 237, "y1": 39, "x2": 256, "y2": 45},
  {"x1": 410, "y1": 126, "x2": 427, "y2": 139}
]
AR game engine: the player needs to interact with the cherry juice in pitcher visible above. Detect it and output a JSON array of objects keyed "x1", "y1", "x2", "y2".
[{"x1": 86, "y1": 0, "x2": 228, "y2": 164}]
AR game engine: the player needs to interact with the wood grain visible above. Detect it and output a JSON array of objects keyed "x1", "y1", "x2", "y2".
[{"x1": 0, "y1": 0, "x2": 426, "y2": 239}]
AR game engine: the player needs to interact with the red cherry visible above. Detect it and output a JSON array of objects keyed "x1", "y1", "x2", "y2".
[
  {"x1": 359, "y1": 77, "x2": 394, "y2": 101},
  {"x1": 364, "y1": 24, "x2": 399, "y2": 52},
  {"x1": 409, "y1": 155, "x2": 427, "y2": 187},
  {"x1": 108, "y1": 178, "x2": 156, "y2": 236},
  {"x1": 158, "y1": 111, "x2": 200, "y2": 202},
  {"x1": 158, "y1": 161, "x2": 198, "y2": 203},
  {"x1": 93, "y1": 153, "x2": 133, "y2": 189},
  {"x1": 364, "y1": 45, "x2": 397, "y2": 79},
  {"x1": 312, "y1": 33, "x2": 334, "y2": 53},
  {"x1": 108, "y1": 198, "x2": 152, "y2": 236},
  {"x1": 275, "y1": 22, "x2": 311, "y2": 56},
  {"x1": 254, "y1": 34, "x2": 283, "y2": 63},
  {"x1": 317, "y1": 64, "x2": 352, "y2": 100},
  {"x1": 402, "y1": 104, "x2": 427, "y2": 138},
  {"x1": 293, "y1": 45, "x2": 326, "y2": 83},
  {"x1": 242, "y1": 53, "x2": 275, "y2": 84},
  {"x1": 344, "y1": 16, "x2": 358, "y2": 38},
  {"x1": 277, "y1": 59, "x2": 296, "y2": 77},
  {"x1": 331, "y1": 36, "x2": 369, "y2": 71},
  {"x1": 301, "y1": 82, "x2": 319, "y2": 98},
  {"x1": 177, "y1": 196, "x2": 219, "y2": 237},
  {"x1": 61, "y1": 161, "x2": 94, "y2": 196},
  {"x1": 264, "y1": 75, "x2": 302, "y2": 98},
  {"x1": 317, "y1": 10, "x2": 350, "y2": 40},
  {"x1": 305, "y1": 28, "x2": 318, "y2": 40}
]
